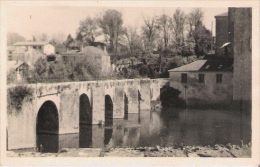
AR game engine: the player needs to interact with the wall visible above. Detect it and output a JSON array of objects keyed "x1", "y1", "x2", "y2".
[
  {"x1": 215, "y1": 15, "x2": 229, "y2": 56},
  {"x1": 229, "y1": 8, "x2": 252, "y2": 101},
  {"x1": 43, "y1": 44, "x2": 55, "y2": 55},
  {"x1": 169, "y1": 72, "x2": 233, "y2": 106},
  {"x1": 7, "y1": 99, "x2": 36, "y2": 150}
]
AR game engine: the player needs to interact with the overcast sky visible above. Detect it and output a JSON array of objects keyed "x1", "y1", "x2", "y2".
[{"x1": 6, "y1": 5, "x2": 227, "y2": 41}]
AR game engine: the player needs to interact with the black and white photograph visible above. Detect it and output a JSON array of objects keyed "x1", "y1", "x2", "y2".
[{"x1": 0, "y1": 1, "x2": 259, "y2": 166}]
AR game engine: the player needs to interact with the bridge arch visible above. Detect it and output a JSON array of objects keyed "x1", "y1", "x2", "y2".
[
  {"x1": 36, "y1": 100, "x2": 59, "y2": 153},
  {"x1": 79, "y1": 93, "x2": 92, "y2": 148},
  {"x1": 79, "y1": 93, "x2": 92, "y2": 124}
]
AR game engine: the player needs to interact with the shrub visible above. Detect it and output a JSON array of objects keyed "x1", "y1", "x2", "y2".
[{"x1": 7, "y1": 85, "x2": 34, "y2": 113}]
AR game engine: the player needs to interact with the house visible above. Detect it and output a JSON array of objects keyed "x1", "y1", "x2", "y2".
[
  {"x1": 55, "y1": 43, "x2": 67, "y2": 54},
  {"x1": 13, "y1": 42, "x2": 55, "y2": 55},
  {"x1": 168, "y1": 59, "x2": 233, "y2": 107},
  {"x1": 7, "y1": 61, "x2": 29, "y2": 82},
  {"x1": 60, "y1": 46, "x2": 111, "y2": 76},
  {"x1": 7, "y1": 46, "x2": 16, "y2": 61},
  {"x1": 214, "y1": 8, "x2": 252, "y2": 102},
  {"x1": 214, "y1": 12, "x2": 229, "y2": 56}
]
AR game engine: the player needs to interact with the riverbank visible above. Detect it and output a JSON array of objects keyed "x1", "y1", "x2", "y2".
[{"x1": 7, "y1": 143, "x2": 251, "y2": 158}]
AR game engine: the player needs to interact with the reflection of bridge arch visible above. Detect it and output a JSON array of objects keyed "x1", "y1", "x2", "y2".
[
  {"x1": 105, "y1": 95, "x2": 113, "y2": 126},
  {"x1": 124, "y1": 93, "x2": 128, "y2": 120},
  {"x1": 36, "y1": 100, "x2": 59, "y2": 153}
]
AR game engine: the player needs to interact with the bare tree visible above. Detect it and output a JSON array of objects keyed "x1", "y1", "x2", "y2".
[
  {"x1": 50, "y1": 32, "x2": 66, "y2": 45},
  {"x1": 172, "y1": 8, "x2": 186, "y2": 52},
  {"x1": 157, "y1": 14, "x2": 172, "y2": 51},
  {"x1": 32, "y1": 33, "x2": 49, "y2": 42},
  {"x1": 186, "y1": 8, "x2": 204, "y2": 38},
  {"x1": 141, "y1": 15, "x2": 159, "y2": 53},
  {"x1": 123, "y1": 26, "x2": 142, "y2": 55}
]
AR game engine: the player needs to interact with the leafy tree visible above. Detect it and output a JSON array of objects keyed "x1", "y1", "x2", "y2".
[
  {"x1": 64, "y1": 34, "x2": 74, "y2": 45},
  {"x1": 7, "y1": 32, "x2": 26, "y2": 45},
  {"x1": 192, "y1": 21, "x2": 212, "y2": 57},
  {"x1": 77, "y1": 17, "x2": 101, "y2": 44},
  {"x1": 99, "y1": 9, "x2": 124, "y2": 54},
  {"x1": 34, "y1": 57, "x2": 48, "y2": 77}
]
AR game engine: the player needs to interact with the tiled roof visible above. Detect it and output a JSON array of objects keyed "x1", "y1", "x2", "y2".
[
  {"x1": 215, "y1": 12, "x2": 228, "y2": 17},
  {"x1": 168, "y1": 60, "x2": 233, "y2": 72},
  {"x1": 14, "y1": 41, "x2": 49, "y2": 46}
]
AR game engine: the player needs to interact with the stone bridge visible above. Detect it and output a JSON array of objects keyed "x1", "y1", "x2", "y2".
[{"x1": 7, "y1": 78, "x2": 168, "y2": 150}]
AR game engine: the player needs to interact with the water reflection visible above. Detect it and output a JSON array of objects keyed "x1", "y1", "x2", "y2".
[
  {"x1": 37, "y1": 108, "x2": 251, "y2": 152},
  {"x1": 37, "y1": 134, "x2": 59, "y2": 153},
  {"x1": 79, "y1": 124, "x2": 92, "y2": 148}
]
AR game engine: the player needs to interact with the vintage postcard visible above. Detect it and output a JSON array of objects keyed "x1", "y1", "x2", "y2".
[{"x1": 0, "y1": 0, "x2": 259, "y2": 166}]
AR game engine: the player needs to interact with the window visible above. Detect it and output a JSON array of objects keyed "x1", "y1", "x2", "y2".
[
  {"x1": 181, "y1": 73, "x2": 187, "y2": 83},
  {"x1": 199, "y1": 74, "x2": 205, "y2": 83},
  {"x1": 8, "y1": 55, "x2": 12, "y2": 61},
  {"x1": 216, "y1": 74, "x2": 222, "y2": 83}
]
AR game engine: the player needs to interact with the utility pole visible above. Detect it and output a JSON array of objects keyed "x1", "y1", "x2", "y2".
[{"x1": 211, "y1": 21, "x2": 213, "y2": 53}]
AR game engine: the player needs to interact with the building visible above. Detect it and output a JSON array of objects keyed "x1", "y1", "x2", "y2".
[
  {"x1": 214, "y1": 12, "x2": 229, "y2": 57},
  {"x1": 228, "y1": 8, "x2": 252, "y2": 102},
  {"x1": 168, "y1": 59, "x2": 233, "y2": 107},
  {"x1": 7, "y1": 46, "x2": 16, "y2": 61},
  {"x1": 60, "y1": 46, "x2": 111, "y2": 76},
  {"x1": 55, "y1": 43, "x2": 67, "y2": 54},
  {"x1": 13, "y1": 42, "x2": 55, "y2": 55},
  {"x1": 7, "y1": 61, "x2": 29, "y2": 82},
  {"x1": 168, "y1": 8, "x2": 252, "y2": 107}
]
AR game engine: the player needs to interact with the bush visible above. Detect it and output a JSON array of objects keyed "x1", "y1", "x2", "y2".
[{"x1": 7, "y1": 85, "x2": 34, "y2": 112}]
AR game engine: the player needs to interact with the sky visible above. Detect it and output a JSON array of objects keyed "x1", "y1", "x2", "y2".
[{"x1": 5, "y1": 5, "x2": 227, "y2": 41}]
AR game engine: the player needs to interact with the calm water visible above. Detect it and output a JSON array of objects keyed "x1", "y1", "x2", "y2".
[{"x1": 37, "y1": 108, "x2": 251, "y2": 153}]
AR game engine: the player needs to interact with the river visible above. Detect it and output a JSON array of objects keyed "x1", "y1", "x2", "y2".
[{"x1": 37, "y1": 107, "x2": 251, "y2": 153}]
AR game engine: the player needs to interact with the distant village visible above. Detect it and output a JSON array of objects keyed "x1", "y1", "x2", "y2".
[{"x1": 7, "y1": 7, "x2": 251, "y2": 107}]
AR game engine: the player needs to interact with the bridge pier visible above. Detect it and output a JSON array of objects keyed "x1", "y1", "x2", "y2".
[
  {"x1": 59, "y1": 91, "x2": 79, "y2": 134},
  {"x1": 92, "y1": 86, "x2": 105, "y2": 125},
  {"x1": 127, "y1": 86, "x2": 139, "y2": 114},
  {"x1": 113, "y1": 84, "x2": 125, "y2": 119},
  {"x1": 140, "y1": 80, "x2": 151, "y2": 110}
]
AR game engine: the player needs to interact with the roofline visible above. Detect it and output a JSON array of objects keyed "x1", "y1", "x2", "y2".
[
  {"x1": 13, "y1": 42, "x2": 50, "y2": 46},
  {"x1": 214, "y1": 12, "x2": 228, "y2": 18}
]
